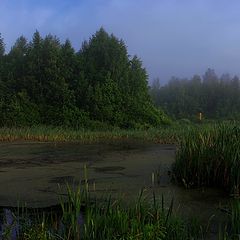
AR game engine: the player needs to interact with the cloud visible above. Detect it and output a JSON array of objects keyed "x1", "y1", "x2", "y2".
[{"x1": 1, "y1": 0, "x2": 240, "y2": 82}]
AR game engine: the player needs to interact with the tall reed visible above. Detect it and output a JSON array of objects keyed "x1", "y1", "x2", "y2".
[
  {"x1": 1, "y1": 186, "x2": 201, "y2": 240},
  {"x1": 174, "y1": 123, "x2": 240, "y2": 195}
]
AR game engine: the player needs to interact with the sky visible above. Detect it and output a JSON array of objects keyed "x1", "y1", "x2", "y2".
[{"x1": 1, "y1": 0, "x2": 240, "y2": 83}]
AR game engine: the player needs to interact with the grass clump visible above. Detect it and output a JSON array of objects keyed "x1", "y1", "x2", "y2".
[{"x1": 173, "y1": 123, "x2": 240, "y2": 195}]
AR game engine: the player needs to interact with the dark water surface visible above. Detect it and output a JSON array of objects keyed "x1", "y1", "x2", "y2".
[{"x1": 0, "y1": 141, "x2": 228, "y2": 231}]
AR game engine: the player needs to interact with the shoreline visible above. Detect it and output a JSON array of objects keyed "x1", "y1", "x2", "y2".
[{"x1": 0, "y1": 126, "x2": 181, "y2": 144}]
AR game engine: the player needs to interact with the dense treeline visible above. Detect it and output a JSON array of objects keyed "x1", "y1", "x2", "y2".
[
  {"x1": 0, "y1": 28, "x2": 168, "y2": 129},
  {"x1": 150, "y1": 68, "x2": 240, "y2": 120}
]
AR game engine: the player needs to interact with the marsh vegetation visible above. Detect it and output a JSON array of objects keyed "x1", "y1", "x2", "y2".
[
  {"x1": 174, "y1": 123, "x2": 240, "y2": 195},
  {"x1": 1, "y1": 28, "x2": 240, "y2": 239},
  {"x1": 0, "y1": 129, "x2": 238, "y2": 239},
  {"x1": 1, "y1": 185, "x2": 203, "y2": 240}
]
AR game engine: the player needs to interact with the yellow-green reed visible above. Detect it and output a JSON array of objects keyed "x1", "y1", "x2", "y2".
[{"x1": 0, "y1": 125, "x2": 187, "y2": 144}]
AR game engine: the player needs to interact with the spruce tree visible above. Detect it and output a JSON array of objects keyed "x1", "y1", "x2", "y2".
[{"x1": 79, "y1": 28, "x2": 166, "y2": 127}]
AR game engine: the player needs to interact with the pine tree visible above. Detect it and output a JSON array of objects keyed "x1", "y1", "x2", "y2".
[{"x1": 79, "y1": 28, "x2": 129, "y2": 124}]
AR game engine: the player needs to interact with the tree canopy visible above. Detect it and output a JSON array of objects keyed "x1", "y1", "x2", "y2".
[{"x1": 0, "y1": 28, "x2": 169, "y2": 128}]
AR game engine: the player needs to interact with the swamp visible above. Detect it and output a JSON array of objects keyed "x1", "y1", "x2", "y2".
[
  {"x1": 0, "y1": 127, "x2": 236, "y2": 239},
  {"x1": 1, "y1": 13, "x2": 240, "y2": 239}
]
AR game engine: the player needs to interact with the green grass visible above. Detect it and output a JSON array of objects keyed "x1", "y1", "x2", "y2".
[
  {"x1": 4, "y1": 184, "x2": 240, "y2": 240},
  {"x1": 2, "y1": 185, "x2": 202, "y2": 240},
  {"x1": 0, "y1": 125, "x2": 189, "y2": 144},
  {"x1": 172, "y1": 122, "x2": 240, "y2": 239},
  {"x1": 173, "y1": 123, "x2": 240, "y2": 195}
]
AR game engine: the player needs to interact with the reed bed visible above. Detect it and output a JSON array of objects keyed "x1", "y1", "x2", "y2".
[
  {"x1": 0, "y1": 125, "x2": 186, "y2": 144},
  {"x1": 1, "y1": 186, "x2": 201, "y2": 240},
  {"x1": 174, "y1": 123, "x2": 240, "y2": 195}
]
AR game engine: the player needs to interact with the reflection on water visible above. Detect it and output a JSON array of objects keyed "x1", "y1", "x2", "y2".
[{"x1": 0, "y1": 209, "x2": 18, "y2": 240}]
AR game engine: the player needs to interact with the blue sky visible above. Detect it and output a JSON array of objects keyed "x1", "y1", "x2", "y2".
[{"x1": 1, "y1": 0, "x2": 240, "y2": 83}]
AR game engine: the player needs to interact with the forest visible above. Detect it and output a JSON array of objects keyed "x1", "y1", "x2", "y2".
[
  {"x1": 0, "y1": 28, "x2": 169, "y2": 129},
  {"x1": 2, "y1": 28, "x2": 240, "y2": 239},
  {"x1": 1, "y1": 27, "x2": 239, "y2": 130},
  {"x1": 150, "y1": 69, "x2": 240, "y2": 120}
]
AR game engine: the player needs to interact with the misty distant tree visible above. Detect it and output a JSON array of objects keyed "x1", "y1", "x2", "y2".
[
  {"x1": 203, "y1": 68, "x2": 218, "y2": 85},
  {"x1": 202, "y1": 68, "x2": 220, "y2": 116},
  {"x1": 150, "y1": 69, "x2": 240, "y2": 120}
]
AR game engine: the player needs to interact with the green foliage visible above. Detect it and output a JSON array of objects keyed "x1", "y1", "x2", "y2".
[
  {"x1": 0, "y1": 29, "x2": 167, "y2": 129},
  {"x1": 0, "y1": 91, "x2": 40, "y2": 126},
  {"x1": 79, "y1": 28, "x2": 167, "y2": 128}
]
